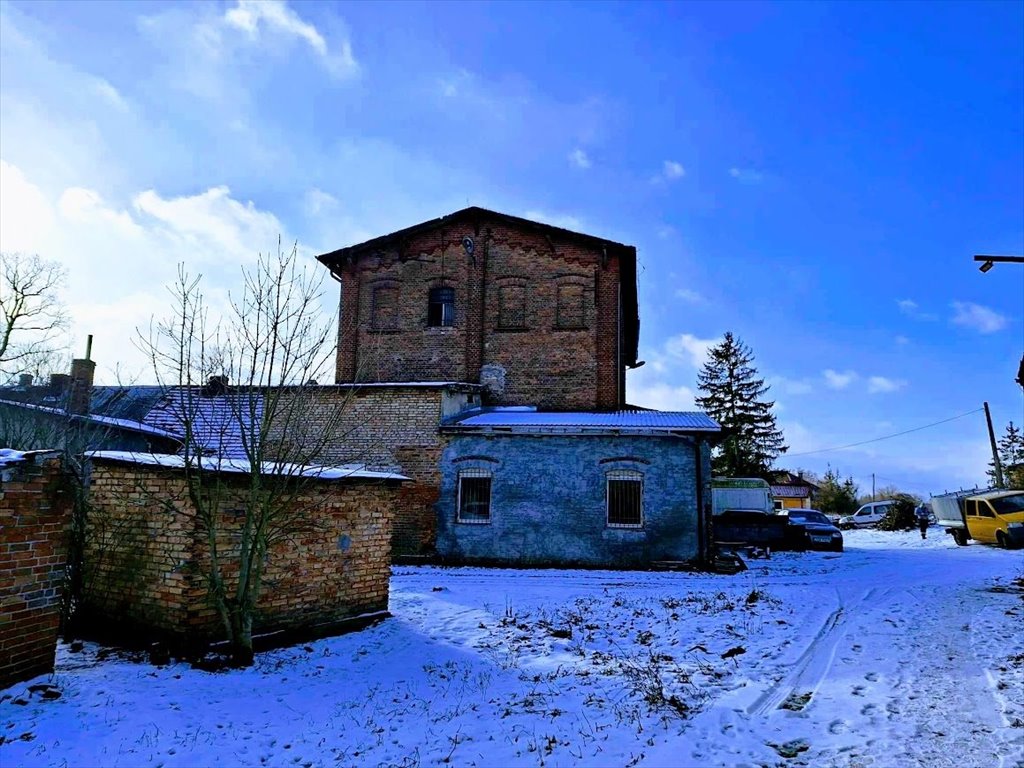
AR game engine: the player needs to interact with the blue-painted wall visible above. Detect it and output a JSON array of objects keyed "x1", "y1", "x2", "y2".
[{"x1": 437, "y1": 434, "x2": 712, "y2": 567}]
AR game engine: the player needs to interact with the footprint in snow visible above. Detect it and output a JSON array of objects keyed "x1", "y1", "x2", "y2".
[
  {"x1": 851, "y1": 685, "x2": 866, "y2": 697},
  {"x1": 861, "y1": 703, "x2": 878, "y2": 716},
  {"x1": 828, "y1": 719, "x2": 848, "y2": 735},
  {"x1": 865, "y1": 672, "x2": 879, "y2": 682}
]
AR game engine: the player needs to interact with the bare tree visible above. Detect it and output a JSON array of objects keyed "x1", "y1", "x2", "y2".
[
  {"x1": 0, "y1": 253, "x2": 70, "y2": 379},
  {"x1": 138, "y1": 241, "x2": 366, "y2": 665}
]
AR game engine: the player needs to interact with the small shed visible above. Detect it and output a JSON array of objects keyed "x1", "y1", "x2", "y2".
[
  {"x1": 437, "y1": 410, "x2": 720, "y2": 567},
  {"x1": 80, "y1": 452, "x2": 408, "y2": 653}
]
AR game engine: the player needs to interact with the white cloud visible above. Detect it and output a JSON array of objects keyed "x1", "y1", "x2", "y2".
[
  {"x1": 665, "y1": 333, "x2": 720, "y2": 368},
  {"x1": 304, "y1": 188, "x2": 340, "y2": 218},
  {"x1": 823, "y1": 369, "x2": 857, "y2": 390},
  {"x1": 522, "y1": 209, "x2": 584, "y2": 232},
  {"x1": 223, "y1": 0, "x2": 358, "y2": 79},
  {"x1": 674, "y1": 288, "x2": 704, "y2": 304},
  {"x1": 950, "y1": 301, "x2": 1008, "y2": 334},
  {"x1": 626, "y1": 380, "x2": 698, "y2": 411},
  {"x1": 728, "y1": 167, "x2": 764, "y2": 184},
  {"x1": 867, "y1": 376, "x2": 906, "y2": 394},
  {"x1": 662, "y1": 160, "x2": 685, "y2": 180},
  {"x1": 568, "y1": 148, "x2": 591, "y2": 169},
  {"x1": 0, "y1": 162, "x2": 301, "y2": 382},
  {"x1": 895, "y1": 335, "x2": 910, "y2": 345},
  {"x1": 897, "y1": 298, "x2": 938, "y2": 321}
]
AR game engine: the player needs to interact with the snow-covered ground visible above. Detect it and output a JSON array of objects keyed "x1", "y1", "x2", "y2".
[{"x1": 2, "y1": 528, "x2": 1022, "y2": 767}]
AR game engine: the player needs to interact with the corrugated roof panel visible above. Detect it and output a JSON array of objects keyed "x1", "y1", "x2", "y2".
[{"x1": 448, "y1": 410, "x2": 720, "y2": 432}]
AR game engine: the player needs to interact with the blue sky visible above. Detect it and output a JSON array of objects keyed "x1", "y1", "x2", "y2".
[{"x1": 1, "y1": 0, "x2": 1022, "y2": 496}]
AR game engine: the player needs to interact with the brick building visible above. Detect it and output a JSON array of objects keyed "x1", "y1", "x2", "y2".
[
  {"x1": 313, "y1": 208, "x2": 721, "y2": 565},
  {"x1": 0, "y1": 450, "x2": 72, "y2": 689},
  {"x1": 316, "y1": 206, "x2": 640, "y2": 411},
  {"x1": 79, "y1": 452, "x2": 407, "y2": 654}
]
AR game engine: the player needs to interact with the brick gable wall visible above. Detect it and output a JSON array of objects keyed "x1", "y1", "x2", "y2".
[{"x1": 334, "y1": 220, "x2": 625, "y2": 410}]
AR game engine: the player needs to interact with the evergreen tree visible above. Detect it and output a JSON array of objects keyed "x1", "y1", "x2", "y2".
[
  {"x1": 988, "y1": 421, "x2": 1024, "y2": 489},
  {"x1": 696, "y1": 332, "x2": 787, "y2": 477},
  {"x1": 816, "y1": 466, "x2": 860, "y2": 519}
]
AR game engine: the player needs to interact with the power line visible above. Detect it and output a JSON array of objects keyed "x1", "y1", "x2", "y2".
[{"x1": 786, "y1": 407, "x2": 984, "y2": 458}]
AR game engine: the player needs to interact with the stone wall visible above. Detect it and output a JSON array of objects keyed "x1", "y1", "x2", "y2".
[
  {"x1": 0, "y1": 452, "x2": 72, "y2": 689},
  {"x1": 81, "y1": 460, "x2": 399, "y2": 651},
  {"x1": 437, "y1": 434, "x2": 712, "y2": 567},
  {"x1": 333, "y1": 218, "x2": 629, "y2": 410}
]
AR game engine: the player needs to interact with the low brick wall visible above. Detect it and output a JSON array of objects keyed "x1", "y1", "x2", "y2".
[
  {"x1": 81, "y1": 460, "x2": 400, "y2": 653},
  {"x1": 0, "y1": 452, "x2": 72, "y2": 690}
]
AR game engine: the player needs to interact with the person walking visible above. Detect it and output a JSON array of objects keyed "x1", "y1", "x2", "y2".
[{"x1": 915, "y1": 503, "x2": 931, "y2": 539}]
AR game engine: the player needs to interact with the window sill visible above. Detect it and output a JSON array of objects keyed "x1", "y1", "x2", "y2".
[
  {"x1": 456, "y1": 518, "x2": 491, "y2": 525},
  {"x1": 425, "y1": 326, "x2": 457, "y2": 333},
  {"x1": 606, "y1": 523, "x2": 644, "y2": 530}
]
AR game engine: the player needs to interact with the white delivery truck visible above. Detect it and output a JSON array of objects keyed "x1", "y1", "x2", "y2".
[{"x1": 711, "y1": 477, "x2": 774, "y2": 516}]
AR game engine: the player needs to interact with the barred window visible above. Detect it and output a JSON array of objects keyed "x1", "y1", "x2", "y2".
[
  {"x1": 371, "y1": 284, "x2": 399, "y2": 331},
  {"x1": 458, "y1": 469, "x2": 492, "y2": 523},
  {"x1": 428, "y1": 287, "x2": 455, "y2": 327},
  {"x1": 556, "y1": 283, "x2": 586, "y2": 329},
  {"x1": 607, "y1": 470, "x2": 643, "y2": 528},
  {"x1": 498, "y1": 283, "x2": 527, "y2": 329}
]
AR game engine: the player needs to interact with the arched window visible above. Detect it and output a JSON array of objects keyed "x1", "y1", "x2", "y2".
[
  {"x1": 457, "y1": 468, "x2": 492, "y2": 523},
  {"x1": 556, "y1": 282, "x2": 587, "y2": 329},
  {"x1": 428, "y1": 287, "x2": 455, "y2": 327}
]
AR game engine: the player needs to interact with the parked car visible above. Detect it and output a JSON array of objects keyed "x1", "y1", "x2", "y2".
[
  {"x1": 837, "y1": 500, "x2": 895, "y2": 529},
  {"x1": 785, "y1": 508, "x2": 844, "y2": 552}
]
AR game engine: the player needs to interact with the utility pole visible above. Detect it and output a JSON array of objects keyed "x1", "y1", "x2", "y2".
[
  {"x1": 872, "y1": 473, "x2": 875, "y2": 501},
  {"x1": 984, "y1": 401, "x2": 1005, "y2": 488}
]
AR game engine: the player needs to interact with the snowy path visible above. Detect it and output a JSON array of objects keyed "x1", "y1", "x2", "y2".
[
  {"x1": 1, "y1": 529, "x2": 1021, "y2": 767},
  {"x1": 665, "y1": 535, "x2": 1024, "y2": 767}
]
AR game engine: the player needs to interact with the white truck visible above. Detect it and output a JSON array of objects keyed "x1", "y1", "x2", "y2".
[{"x1": 711, "y1": 477, "x2": 774, "y2": 516}]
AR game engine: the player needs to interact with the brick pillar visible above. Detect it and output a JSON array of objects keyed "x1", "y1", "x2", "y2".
[
  {"x1": 336, "y1": 270, "x2": 361, "y2": 383},
  {"x1": 0, "y1": 453, "x2": 72, "y2": 689},
  {"x1": 595, "y1": 258, "x2": 620, "y2": 410}
]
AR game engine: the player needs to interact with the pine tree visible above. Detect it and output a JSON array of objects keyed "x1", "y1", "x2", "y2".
[
  {"x1": 816, "y1": 466, "x2": 859, "y2": 519},
  {"x1": 988, "y1": 421, "x2": 1024, "y2": 489},
  {"x1": 695, "y1": 332, "x2": 787, "y2": 477}
]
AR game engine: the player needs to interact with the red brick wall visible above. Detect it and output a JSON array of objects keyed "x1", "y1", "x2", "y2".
[
  {"x1": 82, "y1": 462, "x2": 398, "y2": 651},
  {"x1": 0, "y1": 454, "x2": 71, "y2": 689},
  {"x1": 333, "y1": 218, "x2": 626, "y2": 410}
]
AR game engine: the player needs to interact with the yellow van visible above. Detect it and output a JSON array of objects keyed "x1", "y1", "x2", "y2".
[{"x1": 964, "y1": 490, "x2": 1024, "y2": 548}]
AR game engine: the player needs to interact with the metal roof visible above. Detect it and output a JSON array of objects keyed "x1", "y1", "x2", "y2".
[
  {"x1": 443, "y1": 409, "x2": 720, "y2": 435},
  {"x1": 86, "y1": 451, "x2": 409, "y2": 482}
]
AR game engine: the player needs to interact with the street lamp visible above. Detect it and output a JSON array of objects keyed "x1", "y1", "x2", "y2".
[{"x1": 974, "y1": 254, "x2": 1024, "y2": 271}]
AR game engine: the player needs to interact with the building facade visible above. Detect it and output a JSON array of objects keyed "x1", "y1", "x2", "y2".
[
  {"x1": 437, "y1": 411, "x2": 718, "y2": 567},
  {"x1": 316, "y1": 207, "x2": 640, "y2": 411}
]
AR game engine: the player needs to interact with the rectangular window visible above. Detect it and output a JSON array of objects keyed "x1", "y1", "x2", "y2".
[
  {"x1": 607, "y1": 470, "x2": 643, "y2": 528},
  {"x1": 428, "y1": 287, "x2": 455, "y2": 327},
  {"x1": 498, "y1": 283, "x2": 527, "y2": 329},
  {"x1": 458, "y1": 469, "x2": 492, "y2": 523},
  {"x1": 965, "y1": 499, "x2": 978, "y2": 517},
  {"x1": 556, "y1": 283, "x2": 586, "y2": 329}
]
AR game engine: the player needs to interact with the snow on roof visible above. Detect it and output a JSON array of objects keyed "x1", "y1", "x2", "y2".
[
  {"x1": 0, "y1": 448, "x2": 61, "y2": 469},
  {"x1": 142, "y1": 389, "x2": 261, "y2": 459},
  {"x1": 444, "y1": 409, "x2": 720, "y2": 434},
  {"x1": 0, "y1": 398, "x2": 182, "y2": 441},
  {"x1": 85, "y1": 451, "x2": 410, "y2": 482}
]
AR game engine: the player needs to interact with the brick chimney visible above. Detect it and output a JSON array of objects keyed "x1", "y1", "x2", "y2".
[{"x1": 68, "y1": 335, "x2": 95, "y2": 416}]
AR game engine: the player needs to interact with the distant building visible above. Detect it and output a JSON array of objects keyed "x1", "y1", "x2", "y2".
[{"x1": 770, "y1": 470, "x2": 820, "y2": 511}]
